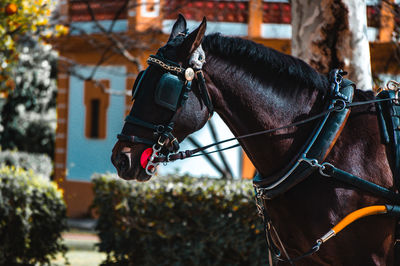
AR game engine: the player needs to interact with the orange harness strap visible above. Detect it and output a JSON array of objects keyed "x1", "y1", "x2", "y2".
[{"x1": 317, "y1": 205, "x2": 400, "y2": 245}]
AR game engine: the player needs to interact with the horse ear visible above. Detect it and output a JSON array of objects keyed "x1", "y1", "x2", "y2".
[
  {"x1": 168, "y1": 14, "x2": 187, "y2": 42},
  {"x1": 181, "y1": 17, "x2": 207, "y2": 58}
]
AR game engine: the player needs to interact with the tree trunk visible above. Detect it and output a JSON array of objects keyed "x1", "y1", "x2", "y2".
[{"x1": 291, "y1": 0, "x2": 372, "y2": 91}]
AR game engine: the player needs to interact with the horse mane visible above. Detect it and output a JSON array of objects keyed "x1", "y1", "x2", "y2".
[{"x1": 202, "y1": 33, "x2": 330, "y2": 95}]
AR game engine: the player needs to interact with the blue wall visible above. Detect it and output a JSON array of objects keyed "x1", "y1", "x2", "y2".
[{"x1": 66, "y1": 66, "x2": 126, "y2": 181}]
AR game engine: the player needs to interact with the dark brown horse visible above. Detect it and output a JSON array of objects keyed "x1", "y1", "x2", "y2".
[{"x1": 111, "y1": 16, "x2": 396, "y2": 265}]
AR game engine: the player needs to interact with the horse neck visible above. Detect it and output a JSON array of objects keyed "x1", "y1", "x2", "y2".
[{"x1": 203, "y1": 55, "x2": 325, "y2": 177}]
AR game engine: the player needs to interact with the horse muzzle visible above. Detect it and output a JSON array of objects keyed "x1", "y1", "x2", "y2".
[{"x1": 111, "y1": 142, "x2": 152, "y2": 181}]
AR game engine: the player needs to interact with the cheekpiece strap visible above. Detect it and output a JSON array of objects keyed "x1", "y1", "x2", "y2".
[{"x1": 196, "y1": 70, "x2": 214, "y2": 117}]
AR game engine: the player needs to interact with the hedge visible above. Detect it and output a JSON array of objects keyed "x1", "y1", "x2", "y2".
[
  {"x1": 0, "y1": 166, "x2": 67, "y2": 265},
  {"x1": 92, "y1": 174, "x2": 268, "y2": 265},
  {"x1": 0, "y1": 150, "x2": 53, "y2": 178}
]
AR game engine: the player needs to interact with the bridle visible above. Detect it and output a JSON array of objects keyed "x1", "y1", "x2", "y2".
[{"x1": 117, "y1": 49, "x2": 213, "y2": 176}]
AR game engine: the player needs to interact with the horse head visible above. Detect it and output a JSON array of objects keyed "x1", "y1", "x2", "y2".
[{"x1": 111, "y1": 15, "x2": 211, "y2": 181}]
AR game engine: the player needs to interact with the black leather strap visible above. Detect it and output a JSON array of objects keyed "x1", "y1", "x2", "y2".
[
  {"x1": 374, "y1": 90, "x2": 400, "y2": 265},
  {"x1": 196, "y1": 70, "x2": 214, "y2": 117},
  {"x1": 323, "y1": 164, "x2": 400, "y2": 204},
  {"x1": 124, "y1": 115, "x2": 162, "y2": 131},
  {"x1": 117, "y1": 134, "x2": 154, "y2": 146},
  {"x1": 375, "y1": 90, "x2": 400, "y2": 191}
]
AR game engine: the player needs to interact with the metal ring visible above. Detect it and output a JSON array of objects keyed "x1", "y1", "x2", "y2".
[
  {"x1": 145, "y1": 163, "x2": 157, "y2": 176},
  {"x1": 156, "y1": 125, "x2": 165, "y2": 133},
  {"x1": 152, "y1": 144, "x2": 161, "y2": 153},
  {"x1": 333, "y1": 99, "x2": 346, "y2": 112},
  {"x1": 319, "y1": 162, "x2": 333, "y2": 177},
  {"x1": 167, "y1": 153, "x2": 175, "y2": 162},
  {"x1": 309, "y1": 159, "x2": 318, "y2": 167}
]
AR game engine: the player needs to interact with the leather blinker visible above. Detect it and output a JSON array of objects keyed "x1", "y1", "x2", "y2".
[{"x1": 154, "y1": 72, "x2": 185, "y2": 111}]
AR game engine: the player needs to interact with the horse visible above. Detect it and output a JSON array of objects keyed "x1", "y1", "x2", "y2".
[{"x1": 111, "y1": 15, "x2": 398, "y2": 265}]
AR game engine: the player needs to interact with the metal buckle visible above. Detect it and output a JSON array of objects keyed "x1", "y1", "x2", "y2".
[
  {"x1": 145, "y1": 144, "x2": 161, "y2": 176},
  {"x1": 299, "y1": 155, "x2": 333, "y2": 177},
  {"x1": 157, "y1": 136, "x2": 166, "y2": 147},
  {"x1": 299, "y1": 155, "x2": 322, "y2": 168}
]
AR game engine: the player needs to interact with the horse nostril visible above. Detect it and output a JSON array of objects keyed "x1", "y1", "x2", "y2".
[{"x1": 117, "y1": 152, "x2": 131, "y2": 173}]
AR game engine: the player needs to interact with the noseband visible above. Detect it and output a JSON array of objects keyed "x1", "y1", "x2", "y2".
[{"x1": 117, "y1": 53, "x2": 213, "y2": 175}]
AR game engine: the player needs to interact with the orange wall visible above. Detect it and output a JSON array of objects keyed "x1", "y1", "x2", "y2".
[{"x1": 59, "y1": 180, "x2": 94, "y2": 217}]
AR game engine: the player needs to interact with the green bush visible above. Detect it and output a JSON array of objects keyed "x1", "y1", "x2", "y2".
[
  {"x1": 0, "y1": 166, "x2": 67, "y2": 265},
  {"x1": 92, "y1": 174, "x2": 268, "y2": 266},
  {"x1": 0, "y1": 150, "x2": 53, "y2": 178}
]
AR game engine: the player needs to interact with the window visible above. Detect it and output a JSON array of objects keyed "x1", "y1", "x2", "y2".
[{"x1": 84, "y1": 80, "x2": 110, "y2": 139}]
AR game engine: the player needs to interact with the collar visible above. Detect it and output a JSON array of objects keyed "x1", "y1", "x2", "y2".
[{"x1": 253, "y1": 78, "x2": 355, "y2": 199}]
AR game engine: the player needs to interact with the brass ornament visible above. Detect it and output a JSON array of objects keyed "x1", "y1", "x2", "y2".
[
  {"x1": 387, "y1": 80, "x2": 400, "y2": 91},
  {"x1": 386, "y1": 80, "x2": 400, "y2": 105},
  {"x1": 185, "y1": 68, "x2": 195, "y2": 81}
]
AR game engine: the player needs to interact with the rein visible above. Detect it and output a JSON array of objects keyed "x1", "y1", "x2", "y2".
[{"x1": 153, "y1": 97, "x2": 393, "y2": 163}]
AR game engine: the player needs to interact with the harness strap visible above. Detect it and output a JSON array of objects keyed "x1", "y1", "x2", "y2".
[
  {"x1": 255, "y1": 191, "x2": 281, "y2": 265},
  {"x1": 375, "y1": 89, "x2": 400, "y2": 191},
  {"x1": 117, "y1": 134, "x2": 154, "y2": 146},
  {"x1": 196, "y1": 70, "x2": 214, "y2": 117},
  {"x1": 125, "y1": 115, "x2": 161, "y2": 131},
  {"x1": 263, "y1": 211, "x2": 281, "y2": 265},
  {"x1": 321, "y1": 164, "x2": 400, "y2": 204},
  {"x1": 257, "y1": 196, "x2": 322, "y2": 265},
  {"x1": 373, "y1": 86, "x2": 400, "y2": 265}
]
